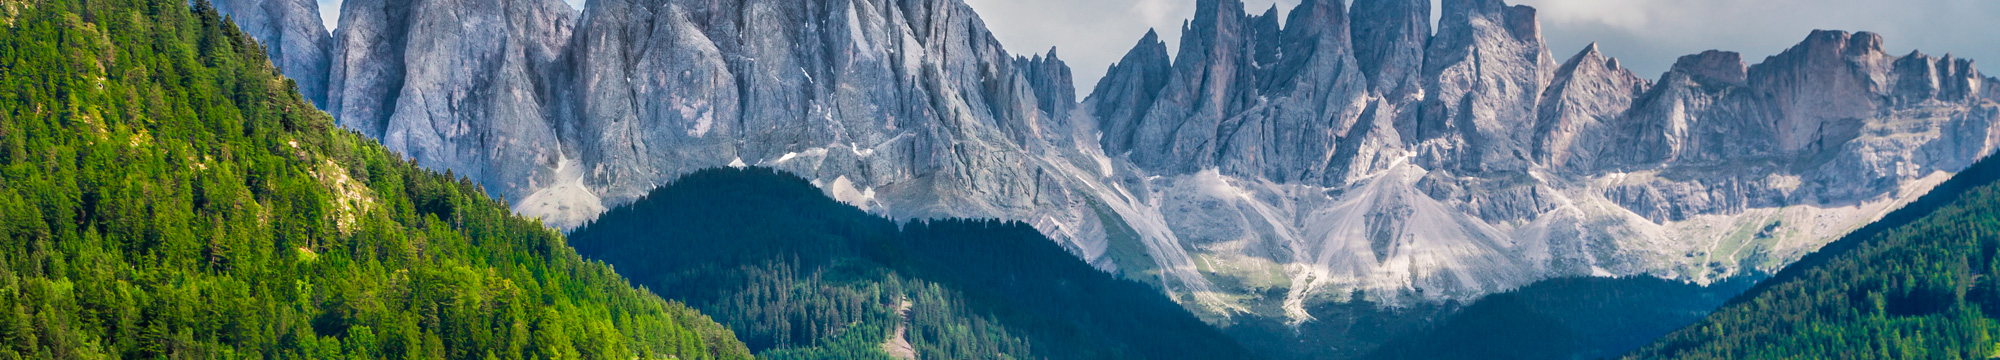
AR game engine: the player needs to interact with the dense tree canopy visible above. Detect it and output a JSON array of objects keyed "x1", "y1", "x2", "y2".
[
  {"x1": 0, "y1": 0, "x2": 749, "y2": 358},
  {"x1": 1629, "y1": 155, "x2": 2000, "y2": 359},
  {"x1": 1362, "y1": 276, "x2": 1754, "y2": 360},
  {"x1": 569, "y1": 167, "x2": 1253, "y2": 360}
]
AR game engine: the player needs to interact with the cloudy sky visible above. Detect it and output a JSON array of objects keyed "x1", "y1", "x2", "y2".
[
  {"x1": 962, "y1": 0, "x2": 2000, "y2": 98},
  {"x1": 316, "y1": 0, "x2": 1999, "y2": 98}
]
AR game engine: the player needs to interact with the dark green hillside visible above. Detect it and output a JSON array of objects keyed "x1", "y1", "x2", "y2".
[
  {"x1": 567, "y1": 167, "x2": 1253, "y2": 360},
  {"x1": 1223, "y1": 275, "x2": 1752, "y2": 360},
  {"x1": 1364, "y1": 276, "x2": 1755, "y2": 360},
  {"x1": 0, "y1": 0, "x2": 748, "y2": 358},
  {"x1": 1629, "y1": 154, "x2": 2000, "y2": 359}
]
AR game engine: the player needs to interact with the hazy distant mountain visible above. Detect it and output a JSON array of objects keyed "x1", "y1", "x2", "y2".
[{"x1": 224, "y1": 0, "x2": 2000, "y2": 324}]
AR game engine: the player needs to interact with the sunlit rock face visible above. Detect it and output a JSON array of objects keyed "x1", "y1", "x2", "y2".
[
  {"x1": 229, "y1": 0, "x2": 2000, "y2": 323},
  {"x1": 1077, "y1": 0, "x2": 2000, "y2": 321}
]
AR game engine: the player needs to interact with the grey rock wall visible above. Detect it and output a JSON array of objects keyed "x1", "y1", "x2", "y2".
[{"x1": 225, "y1": 0, "x2": 2000, "y2": 323}]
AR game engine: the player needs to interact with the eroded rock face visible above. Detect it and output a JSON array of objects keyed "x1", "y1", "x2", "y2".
[
  {"x1": 1093, "y1": 30, "x2": 1173, "y2": 158},
  {"x1": 547, "y1": 0, "x2": 1081, "y2": 233},
  {"x1": 1534, "y1": 44, "x2": 1650, "y2": 170},
  {"x1": 1114, "y1": 0, "x2": 1373, "y2": 186},
  {"x1": 1071, "y1": 0, "x2": 2000, "y2": 321},
  {"x1": 1351, "y1": 0, "x2": 1429, "y2": 98},
  {"x1": 326, "y1": 0, "x2": 577, "y2": 213},
  {"x1": 1407, "y1": 0, "x2": 1554, "y2": 174},
  {"x1": 227, "y1": 0, "x2": 2000, "y2": 324}
]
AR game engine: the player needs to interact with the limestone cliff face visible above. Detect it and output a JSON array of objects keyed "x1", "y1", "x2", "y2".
[
  {"x1": 1534, "y1": 44, "x2": 1650, "y2": 170},
  {"x1": 1407, "y1": 0, "x2": 1554, "y2": 174},
  {"x1": 325, "y1": 0, "x2": 577, "y2": 211},
  {"x1": 1092, "y1": 30, "x2": 1172, "y2": 160},
  {"x1": 545, "y1": 0, "x2": 1079, "y2": 231},
  {"x1": 228, "y1": 0, "x2": 2000, "y2": 323},
  {"x1": 1110, "y1": 0, "x2": 1374, "y2": 186},
  {"x1": 1351, "y1": 0, "x2": 1429, "y2": 99},
  {"x1": 1072, "y1": 0, "x2": 2000, "y2": 320}
]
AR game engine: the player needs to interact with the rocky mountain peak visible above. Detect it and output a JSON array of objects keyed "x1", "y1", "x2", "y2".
[
  {"x1": 1017, "y1": 48, "x2": 1077, "y2": 123},
  {"x1": 1670, "y1": 50, "x2": 1750, "y2": 86},
  {"x1": 1091, "y1": 29, "x2": 1174, "y2": 156},
  {"x1": 1534, "y1": 42, "x2": 1649, "y2": 169},
  {"x1": 1408, "y1": 0, "x2": 1554, "y2": 173},
  {"x1": 1557, "y1": 42, "x2": 1612, "y2": 71},
  {"x1": 1103, "y1": 0, "x2": 1374, "y2": 184},
  {"x1": 1894, "y1": 51, "x2": 1992, "y2": 104},
  {"x1": 1747, "y1": 30, "x2": 1899, "y2": 154}
]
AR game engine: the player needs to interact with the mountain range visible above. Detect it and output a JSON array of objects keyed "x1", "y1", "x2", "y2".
[{"x1": 215, "y1": 0, "x2": 2000, "y2": 323}]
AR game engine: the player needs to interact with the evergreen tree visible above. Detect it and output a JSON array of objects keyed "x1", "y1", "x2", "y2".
[
  {"x1": 569, "y1": 167, "x2": 1253, "y2": 360},
  {"x1": 1627, "y1": 155, "x2": 2000, "y2": 359},
  {"x1": 0, "y1": 0, "x2": 751, "y2": 358}
]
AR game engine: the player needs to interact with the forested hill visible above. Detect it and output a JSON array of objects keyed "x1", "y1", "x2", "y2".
[
  {"x1": 1627, "y1": 154, "x2": 2000, "y2": 359},
  {"x1": 1361, "y1": 276, "x2": 1755, "y2": 360},
  {"x1": 567, "y1": 167, "x2": 1253, "y2": 359},
  {"x1": 0, "y1": 0, "x2": 748, "y2": 358}
]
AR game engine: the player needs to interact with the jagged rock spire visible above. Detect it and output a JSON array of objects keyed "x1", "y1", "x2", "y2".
[
  {"x1": 1534, "y1": 42, "x2": 1649, "y2": 169},
  {"x1": 1352, "y1": 0, "x2": 1431, "y2": 98},
  {"x1": 1093, "y1": 29, "x2": 1174, "y2": 156}
]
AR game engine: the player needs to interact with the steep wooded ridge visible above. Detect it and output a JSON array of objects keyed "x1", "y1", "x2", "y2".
[
  {"x1": 224, "y1": 0, "x2": 2000, "y2": 322},
  {"x1": 0, "y1": 0, "x2": 748, "y2": 358},
  {"x1": 1627, "y1": 154, "x2": 2000, "y2": 359},
  {"x1": 567, "y1": 167, "x2": 1251, "y2": 360}
]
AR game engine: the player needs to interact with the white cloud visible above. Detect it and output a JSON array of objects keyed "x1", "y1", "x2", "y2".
[
  {"x1": 1514, "y1": 0, "x2": 2000, "y2": 77},
  {"x1": 318, "y1": 0, "x2": 339, "y2": 29},
  {"x1": 971, "y1": 0, "x2": 1999, "y2": 96}
]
